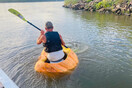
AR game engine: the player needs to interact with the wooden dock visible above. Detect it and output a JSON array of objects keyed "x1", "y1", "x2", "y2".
[{"x1": 0, "y1": 69, "x2": 19, "y2": 88}]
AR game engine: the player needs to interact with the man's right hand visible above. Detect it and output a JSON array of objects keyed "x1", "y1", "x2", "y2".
[{"x1": 41, "y1": 30, "x2": 45, "y2": 35}]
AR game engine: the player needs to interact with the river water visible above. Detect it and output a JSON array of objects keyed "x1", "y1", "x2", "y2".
[{"x1": 0, "y1": 1, "x2": 132, "y2": 88}]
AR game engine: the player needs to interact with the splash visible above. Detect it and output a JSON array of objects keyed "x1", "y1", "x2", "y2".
[{"x1": 66, "y1": 42, "x2": 89, "y2": 54}]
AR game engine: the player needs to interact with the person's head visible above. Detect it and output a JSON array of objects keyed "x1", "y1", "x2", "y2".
[{"x1": 45, "y1": 21, "x2": 53, "y2": 31}]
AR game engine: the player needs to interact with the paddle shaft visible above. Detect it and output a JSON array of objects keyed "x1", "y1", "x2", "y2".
[{"x1": 27, "y1": 21, "x2": 41, "y2": 31}]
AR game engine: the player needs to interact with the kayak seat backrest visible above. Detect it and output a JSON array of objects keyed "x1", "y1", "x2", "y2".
[{"x1": 45, "y1": 52, "x2": 67, "y2": 63}]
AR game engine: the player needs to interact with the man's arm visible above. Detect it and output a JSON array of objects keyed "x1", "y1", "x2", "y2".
[
  {"x1": 37, "y1": 30, "x2": 46, "y2": 44},
  {"x1": 37, "y1": 35, "x2": 43, "y2": 44},
  {"x1": 59, "y1": 34, "x2": 65, "y2": 46}
]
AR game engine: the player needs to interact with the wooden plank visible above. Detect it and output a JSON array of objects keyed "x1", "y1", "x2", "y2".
[{"x1": 0, "y1": 69, "x2": 19, "y2": 88}]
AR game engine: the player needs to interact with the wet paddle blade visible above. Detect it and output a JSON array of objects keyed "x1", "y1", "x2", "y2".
[{"x1": 8, "y1": 8, "x2": 27, "y2": 22}]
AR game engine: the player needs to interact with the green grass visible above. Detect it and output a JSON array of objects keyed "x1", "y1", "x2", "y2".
[
  {"x1": 64, "y1": 0, "x2": 78, "y2": 5},
  {"x1": 86, "y1": 0, "x2": 93, "y2": 3},
  {"x1": 64, "y1": 0, "x2": 131, "y2": 10},
  {"x1": 115, "y1": 0, "x2": 130, "y2": 4},
  {"x1": 96, "y1": 0, "x2": 114, "y2": 9}
]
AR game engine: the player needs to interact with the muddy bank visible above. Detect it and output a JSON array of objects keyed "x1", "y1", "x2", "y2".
[{"x1": 63, "y1": 0, "x2": 132, "y2": 16}]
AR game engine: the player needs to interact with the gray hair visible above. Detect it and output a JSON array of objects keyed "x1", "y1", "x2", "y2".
[{"x1": 45, "y1": 21, "x2": 53, "y2": 29}]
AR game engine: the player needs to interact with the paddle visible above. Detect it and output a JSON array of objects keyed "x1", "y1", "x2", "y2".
[
  {"x1": 8, "y1": 8, "x2": 41, "y2": 31},
  {"x1": 8, "y1": 8, "x2": 68, "y2": 48}
]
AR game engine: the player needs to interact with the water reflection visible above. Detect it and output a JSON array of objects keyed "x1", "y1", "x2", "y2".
[
  {"x1": 64, "y1": 8, "x2": 132, "y2": 88},
  {"x1": 0, "y1": 1, "x2": 132, "y2": 88}
]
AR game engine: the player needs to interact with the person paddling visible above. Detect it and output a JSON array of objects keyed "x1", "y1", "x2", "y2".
[{"x1": 37, "y1": 21, "x2": 66, "y2": 63}]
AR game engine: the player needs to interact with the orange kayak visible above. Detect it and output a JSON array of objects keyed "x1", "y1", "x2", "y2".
[{"x1": 34, "y1": 46, "x2": 79, "y2": 78}]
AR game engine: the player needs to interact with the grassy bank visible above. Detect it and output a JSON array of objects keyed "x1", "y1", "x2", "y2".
[
  {"x1": 64, "y1": 0, "x2": 78, "y2": 5},
  {"x1": 65, "y1": 0, "x2": 131, "y2": 9},
  {"x1": 64, "y1": 0, "x2": 132, "y2": 16}
]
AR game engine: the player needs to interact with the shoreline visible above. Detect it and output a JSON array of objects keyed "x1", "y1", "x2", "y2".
[{"x1": 63, "y1": 0, "x2": 132, "y2": 16}]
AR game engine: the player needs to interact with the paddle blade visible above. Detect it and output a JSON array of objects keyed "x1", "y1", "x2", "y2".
[{"x1": 8, "y1": 8, "x2": 27, "y2": 22}]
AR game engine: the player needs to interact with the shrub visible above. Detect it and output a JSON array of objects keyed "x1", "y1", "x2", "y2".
[
  {"x1": 114, "y1": 0, "x2": 130, "y2": 4},
  {"x1": 96, "y1": 1, "x2": 103, "y2": 9},
  {"x1": 86, "y1": 0, "x2": 93, "y2": 3},
  {"x1": 96, "y1": 0, "x2": 114, "y2": 9},
  {"x1": 64, "y1": 0, "x2": 78, "y2": 5}
]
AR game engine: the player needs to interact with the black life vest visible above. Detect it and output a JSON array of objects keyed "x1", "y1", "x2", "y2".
[{"x1": 43, "y1": 31, "x2": 62, "y2": 53}]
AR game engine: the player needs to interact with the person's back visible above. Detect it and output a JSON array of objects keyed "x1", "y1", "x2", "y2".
[
  {"x1": 44, "y1": 31, "x2": 62, "y2": 53},
  {"x1": 37, "y1": 21, "x2": 65, "y2": 63}
]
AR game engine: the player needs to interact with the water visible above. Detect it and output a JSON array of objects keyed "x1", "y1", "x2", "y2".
[{"x1": 0, "y1": 1, "x2": 132, "y2": 88}]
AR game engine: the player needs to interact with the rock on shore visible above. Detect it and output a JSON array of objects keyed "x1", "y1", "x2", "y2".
[{"x1": 63, "y1": 0, "x2": 132, "y2": 16}]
